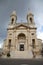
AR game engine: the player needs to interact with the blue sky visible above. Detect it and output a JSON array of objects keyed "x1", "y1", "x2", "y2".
[{"x1": 0, "y1": 0, "x2": 43, "y2": 48}]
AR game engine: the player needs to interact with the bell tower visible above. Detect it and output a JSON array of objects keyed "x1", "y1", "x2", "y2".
[
  {"x1": 10, "y1": 11, "x2": 17, "y2": 24},
  {"x1": 27, "y1": 12, "x2": 35, "y2": 25}
]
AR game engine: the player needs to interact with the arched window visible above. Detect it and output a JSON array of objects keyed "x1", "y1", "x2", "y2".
[
  {"x1": 18, "y1": 33, "x2": 26, "y2": 40},
  {"x1": 8, "y1": 39, "x2": 11, "y2": 49},
  {"x1": 30, "y1": 18, "x2": 32, "y2": 23},
  {"x1": 11, "y1": 18, "x2": 14, "y2": 24},
  {"x1": 32, "y1": 39, "x2": 35, "y2": 48}
]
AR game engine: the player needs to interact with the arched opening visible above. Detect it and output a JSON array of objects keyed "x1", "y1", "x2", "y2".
[
  {"x1": 11, "y1": 18, "x2": 14, "y2": 24},
  {"x1": 32, "y1": 39, "x2": 35, "y2": 48},
  {"x1": 18, "y1": 33, "x2": 26, "y2": 40},
  {"x1": 18, "y1": 33, "x2": 26, "y2": 51},
  {"x1": 30, "y1": 17, "x2": 32, "y2": 23}
]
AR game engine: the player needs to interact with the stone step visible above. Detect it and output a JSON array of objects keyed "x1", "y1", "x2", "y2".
[{"x1": 10, "y1": 51, "x2": 33, "y2": 59}]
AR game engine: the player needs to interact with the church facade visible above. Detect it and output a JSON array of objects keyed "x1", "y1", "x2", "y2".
[{"x1": 2, "y1": 11, "x2": 42, "y2": 58}]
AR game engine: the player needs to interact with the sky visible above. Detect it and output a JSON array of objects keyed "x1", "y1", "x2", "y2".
[{"x1": 0, "y1": 0, "x2": 43, "y2": 48}]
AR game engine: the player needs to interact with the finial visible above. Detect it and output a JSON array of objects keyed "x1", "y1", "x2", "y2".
[
  {"x1": 27, "y1": 8, "x2": 33, "y2": 16},
  {"x1": 10, "y1": 10, "x2": 17, "y2": 17}
]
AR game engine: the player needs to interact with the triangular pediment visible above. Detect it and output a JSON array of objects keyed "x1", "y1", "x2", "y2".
[{"x1": 15, "y1": 24, "x2": 28, "y2": 29}]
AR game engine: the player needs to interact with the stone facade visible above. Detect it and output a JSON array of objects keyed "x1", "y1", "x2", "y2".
[{"x1": 2, "y1": 11, "x2": 42, "y2": 58}]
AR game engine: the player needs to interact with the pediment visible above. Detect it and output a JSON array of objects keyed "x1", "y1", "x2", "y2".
[{"x1": 15, "y1": 24, "x2": 28, "y2": 29}]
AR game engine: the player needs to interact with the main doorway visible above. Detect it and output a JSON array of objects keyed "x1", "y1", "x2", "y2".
[
  {"x1": 17, "y1": 33, "x2": 26, "y2": 51},
  {"x1": 20, "y1": 44, "x2": 24, "y2": 51}
]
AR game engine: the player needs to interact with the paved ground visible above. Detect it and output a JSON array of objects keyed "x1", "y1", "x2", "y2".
[{"x1": 0, "y1": 58, "x2": 43, "y2": 65}]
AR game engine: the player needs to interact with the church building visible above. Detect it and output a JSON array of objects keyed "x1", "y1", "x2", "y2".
[{"x1": 2, "y1": 11, "x2": 42, "y2": 58}]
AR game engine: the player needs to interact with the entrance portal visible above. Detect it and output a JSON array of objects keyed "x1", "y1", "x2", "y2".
[
  {"x1": 18, "y1": 33, "x2": 26, "y2": 51},
  {"x1": 20, "y1": 44, "x2": 24, "y2": 51}
]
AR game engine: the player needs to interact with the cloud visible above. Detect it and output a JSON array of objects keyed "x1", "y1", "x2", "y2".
[
  {"x1": 35, "y1": 14, "x2": 43, "y2": 30},
  {"x1": 34, "y1": 13, "x2": 43, "y2": 41},
  {"x1": 0, "y1": 41, "x2": 3, "y2": 48},
  {"x1": 37, "y1": 31, "x2": 43, "y2": 41},
  {"x1": 0, "y1": 44, "x2": 2, "y2": 48}
]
